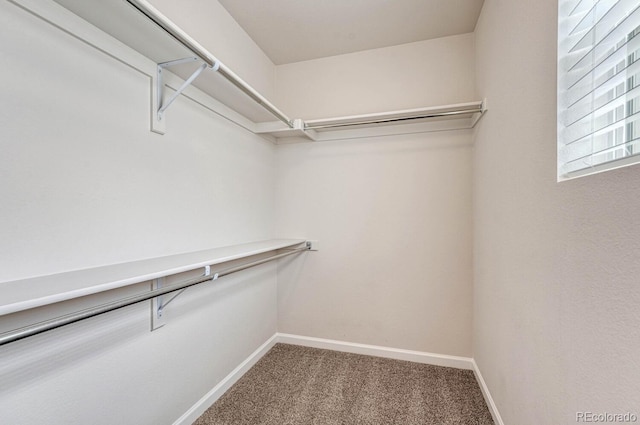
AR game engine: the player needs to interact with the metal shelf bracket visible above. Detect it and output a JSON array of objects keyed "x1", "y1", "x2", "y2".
[
  {"x1": 150, "y1": 264, "x2": 214, "y2": 330},
  {"x1": 151, "y1": 57, "x2": 218, "y2": 134},
  {"x1": 150, "y1": 277, "x2": 166, "y2": 331}
]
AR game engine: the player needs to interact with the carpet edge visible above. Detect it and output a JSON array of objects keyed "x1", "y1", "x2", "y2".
[{"x1": 172, "y1": 333, "x2": 279, "y2": 425}]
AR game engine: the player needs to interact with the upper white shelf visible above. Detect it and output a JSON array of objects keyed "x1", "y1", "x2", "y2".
[
  {"x1": 39, "y1": 0, "x2": 486, "y2": 141},
  {"x1": 50, "y1": 0, "x2": 287, "y2": 125},
  {"x1": 0, "y1": 239, "x2": 306, "y2": 316}
]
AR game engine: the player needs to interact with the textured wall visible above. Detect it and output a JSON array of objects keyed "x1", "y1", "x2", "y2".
[
  {"x1": 473, "y1": 0, "x2": 640, "y2": 423},
  {"x1": 276, "y1": 132, "x2": 474, "y2": 356}
]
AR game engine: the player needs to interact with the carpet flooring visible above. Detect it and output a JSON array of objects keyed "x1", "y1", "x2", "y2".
[{"x1": 194, "y1": 344, "x2": 494, "y2": 425}]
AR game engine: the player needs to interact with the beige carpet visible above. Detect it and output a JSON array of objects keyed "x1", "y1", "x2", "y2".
[{"x1": 195, "y1": 343, "x2": 494, "y2": 425}]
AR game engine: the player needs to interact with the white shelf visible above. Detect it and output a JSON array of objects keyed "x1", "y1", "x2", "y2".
[
  {"x1": 306, "y1": 101, "x2": 485, "y2": 129},
  {"x1": 256, "y1": 101, "x2": 487, "y2": 142},
  {"x1": 0, "y1": 239, "x2": 306, "y2": 316},
  {"x1": 48, "y1": 0, "x2": 287, "y2": 125},
  {"x1": 20, "y1": 0, "x2": 486, "y2": 141}
]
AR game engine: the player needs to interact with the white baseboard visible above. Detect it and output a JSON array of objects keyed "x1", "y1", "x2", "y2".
[
  {"x1": 172, "y1": 334, "x2": 278, "y2": 425},
  {"x1": 276, "y1": 333, "x2": 474, "y2": 370},
  {"x1": 472, "y1": 359, "x2": 505, "y2": 425}
]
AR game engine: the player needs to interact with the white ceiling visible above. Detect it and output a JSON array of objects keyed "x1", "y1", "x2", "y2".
[{"x1": 218, "y1": 0, "x2": 485, "y2": 65}]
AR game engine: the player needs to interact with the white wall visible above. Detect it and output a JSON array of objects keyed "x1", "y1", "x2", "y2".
[
  {"x1": 275, "y1": 35, "x2": 475, "y2": 356},
  {"x1": 276, "y1": 132, "x2": 473, "y2": 356},
  {"x1": 275, "y1": 33, "x2": 475, "y2": 120},
  {"x1": 0, "y1": 1, "x2": 278, "y2": 424},
  {"x1": 474, "y1": 0, "x2": 640, "y2": 424}
]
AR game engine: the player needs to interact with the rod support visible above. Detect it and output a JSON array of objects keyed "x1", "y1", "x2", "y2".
[{"x1": 156, "y1": 58, "x2": 207, "y2": 121}]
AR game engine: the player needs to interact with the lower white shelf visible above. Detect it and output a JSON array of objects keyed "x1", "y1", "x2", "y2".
[{"x1": 0, "y1": 239, "x2": 306, "y2": 316}]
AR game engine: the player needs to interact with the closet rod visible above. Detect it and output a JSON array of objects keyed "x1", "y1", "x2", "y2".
[
  {"x1": 0, "y1": 245, "x2": 309, "y2": 347},
  {"x1": 305, "y1": 107, "x2": 484, "y2": 130},
  {"x1": 125, "y1": 0, "x2": 294, "y2": 128}
]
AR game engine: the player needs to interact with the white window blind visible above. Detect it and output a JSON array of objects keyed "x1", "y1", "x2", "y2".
[{"x1": 558, "y1": 0, "x2": 640, "y2": 179}]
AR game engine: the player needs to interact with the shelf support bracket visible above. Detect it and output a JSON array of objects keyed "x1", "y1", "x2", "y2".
[
  {"x1": 150, "y1": 265, "x2": 214, "y2": 330},
  {"x1": 469, "y1": 99, "x2": 488, "y2": 128},
  {"x1": 152, "y1": 57, "x2": 216, "y2": 134},
  {"x1": 150, "y1": 277, "x2": 166, "y2": 331}
]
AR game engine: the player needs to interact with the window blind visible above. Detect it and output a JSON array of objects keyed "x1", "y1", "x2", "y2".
[{"x1": 558, "y1": 0, "x2": 640, "y2": 179}]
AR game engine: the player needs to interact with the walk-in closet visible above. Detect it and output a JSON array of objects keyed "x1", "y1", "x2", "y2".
[{"x1": 1, "y1": 0, "x2": 639, "y2": 424}]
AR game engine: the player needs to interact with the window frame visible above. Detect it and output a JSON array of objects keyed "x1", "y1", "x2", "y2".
[{"x1": 557, "y1": 0, "x2": 640, "y2": 181}]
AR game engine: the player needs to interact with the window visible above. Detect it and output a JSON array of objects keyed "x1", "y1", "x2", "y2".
[{"x1": 558, "y1": 0, "x2": 640, "y2": 179}]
